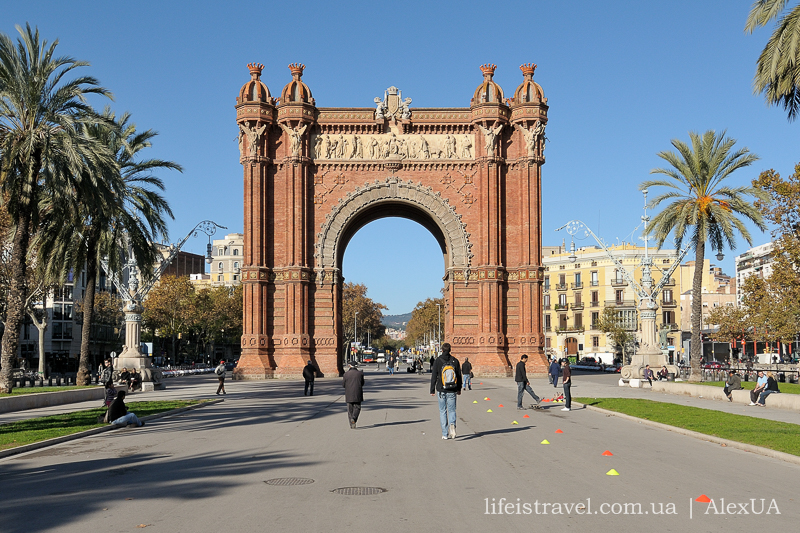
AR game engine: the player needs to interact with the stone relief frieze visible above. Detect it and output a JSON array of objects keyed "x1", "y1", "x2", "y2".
[{"x1": 312, "y1": 132, "x2": 474, "y2": 161}]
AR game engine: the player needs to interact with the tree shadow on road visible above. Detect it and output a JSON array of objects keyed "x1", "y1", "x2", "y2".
[{"x1": 457, "y1": 426, "x2": 534, "y2": 440}]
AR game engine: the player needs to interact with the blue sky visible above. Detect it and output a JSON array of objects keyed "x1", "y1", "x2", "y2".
[{"x1": 4, "y1": 1, "x2": 796, "y2": 314}]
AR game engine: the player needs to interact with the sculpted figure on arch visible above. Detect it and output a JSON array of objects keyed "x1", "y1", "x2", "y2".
[
  {"x1": 478, "y1": 121, "x2": 503, "y2": 157},
  {"x1": 280, "y1": 122, "x2": 308, "y2": 157},
  {"x1": 240, "y1": 123, "x2": 268, "y2": 158}
]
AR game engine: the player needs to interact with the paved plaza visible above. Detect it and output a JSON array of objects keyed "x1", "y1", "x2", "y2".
[{"x1": 1, "y1": 369, "x2": 797, "y2": 532}]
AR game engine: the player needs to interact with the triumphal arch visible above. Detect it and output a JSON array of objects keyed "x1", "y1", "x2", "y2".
[{"x1": 234, "y1": 62, "x2": 548, "y2": 379}]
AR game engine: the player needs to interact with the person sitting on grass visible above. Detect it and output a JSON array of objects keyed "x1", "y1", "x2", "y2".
[
  {"x1": 755, "y1": 372, "x2": 780, "y2": 407},
  {"x1": 723, "y1": 370, "x2": 743, "y2": 402},
  {"x1": 107, "y1": 390, "x2": 144, "y2": 427}
]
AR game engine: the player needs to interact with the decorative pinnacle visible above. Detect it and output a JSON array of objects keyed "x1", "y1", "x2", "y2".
[
  {"x1": 520, "y1": 63, "x2": 537, "y2": 78},
  {"x1": 480, "y1": 63, "x2": 497, "y2": 80},
  {"x1": 288, "y1": 63, "x2": 305, "y2": 80},
  {"x1": 247, "y1": 63, "x2": 264, "y2": 80}
]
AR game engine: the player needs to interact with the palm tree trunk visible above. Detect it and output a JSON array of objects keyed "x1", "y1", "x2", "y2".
[
  {"x1": 77, "y1": 238, "x2": 99, "y2": 386},
  {"x1": 689, "y1": 240, "x2": 705, "y2": 382},
  {"x1": 0, "y1": 210, "x2": 33, "y2": 393}
]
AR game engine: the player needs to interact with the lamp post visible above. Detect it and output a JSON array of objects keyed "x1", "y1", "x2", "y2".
[
  {"x1": 436, "y1": 303, "x2": 441, "y2": 351},
  {"x1": 354, "y1": 310, "x2": 359, "y2": 363}
]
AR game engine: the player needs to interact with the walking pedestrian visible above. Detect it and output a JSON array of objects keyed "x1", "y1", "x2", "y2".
[
  {"x1": 549, "y1": 357, "x2": 560, "y2": 388},
  {"x1": 302, "y1": 360, "x2": 316, "y2": 396},
  {"x1": 429, "y1": 355, "x2": 435, "y2": 373},
  {"x1": 430, "y1": 343, "x2": 462, "y2": 440},
  {"x1": 214, "y1": 360, "x2": 227, "y2": 395},
  {"x1": 343, "y1": 361, "x2": 365, "y2": 428},
  {"x1": 561, "y1": 359, "x2": 572, "y2": 411},
  {"x1": 462, "y1": 357, "x2": 473, "y2": 390},
  {"x1": 515, "y1": 354, "x2": 541, "y2": 410},
  {"x1": 387, "y1": 355, "x2": 394, "y2": 375}
]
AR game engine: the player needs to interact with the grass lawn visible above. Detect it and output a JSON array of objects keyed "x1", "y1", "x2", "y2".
[
  {"x1": 574, "y1": 397, "x2": 800, "y2": 457},
  {"x1": 694, "y1": 380, "x2": 800, "y2": 395},
  {"x1": 0, "y1": 400, "x2": 203, "y2": 451},
  {"x1": 0, "y1": 386, "x2": 97, "y2": 398}
]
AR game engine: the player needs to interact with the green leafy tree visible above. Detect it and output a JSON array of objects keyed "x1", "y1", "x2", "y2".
[
  {"x1": 341, "y1": 282, "x2": 386, "y2": 355},
  {"x1": 640, "y1": 130, "x2": 766, "y2": 381},
  {"x1": 405, "y1": 297, "x2": 444, "y2": 347},
  {"x1": 596, "y1": 307, "x2": 635, "y2": 364},
  {"x1": 0, "y1": 24, "x2": 113, "y2": 392},
  {"x1": 38, "y1": 109, "x2": 177, "y2": 384},
  {"x1": 746, "y1": 1, "x2": 800, "y2": 120},
  {"x1": 142, "y1": 275, "x2": 195, "y2": 361}
]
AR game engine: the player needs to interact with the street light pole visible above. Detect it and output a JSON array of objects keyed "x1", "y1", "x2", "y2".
[
  {"x1": 354, "y1": 311, "x2": 359, "y2": 362},
  {"x1": 436, "y1": 303, "x2": 441, "y2": 351}
]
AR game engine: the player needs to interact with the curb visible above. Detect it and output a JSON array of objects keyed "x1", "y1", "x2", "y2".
[
  {"x1": 574, "y1": 401, "x2": 800, "y2": 467},
  {"x1": 0, "y1": 398, "x2": 223, "y2": 461}
]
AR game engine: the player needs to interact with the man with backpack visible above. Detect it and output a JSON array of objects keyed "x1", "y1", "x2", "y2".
[
  {"x1": 515, "y1": 354, "x2": 541, "y2": 410},
  {"x1": 430, "y1": 343, "x2": 462, "y2": 440},
  {"x1": 215, "y1": 360, "x2": 227, "y2": 395}
]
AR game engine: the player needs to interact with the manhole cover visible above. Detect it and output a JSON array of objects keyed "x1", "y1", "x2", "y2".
[
  {"x1": 264, "y1": 477, "x2": 315, "y2": 486},
  {"x1": 331, "y1": 487, "x2": 387, "y2": 496}
]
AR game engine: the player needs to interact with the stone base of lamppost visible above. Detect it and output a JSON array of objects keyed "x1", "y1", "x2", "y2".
[
  {"x1": 116, "y1": 309, "x2": 165, "y2": 391},
  {"x1": 619, "y1": 347, "x2": 678, "y2": 385}
]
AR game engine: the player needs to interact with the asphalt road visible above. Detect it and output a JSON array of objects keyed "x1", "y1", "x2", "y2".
[{"x1": 0, "y1": 370, "x2": 796, "y2": 532}]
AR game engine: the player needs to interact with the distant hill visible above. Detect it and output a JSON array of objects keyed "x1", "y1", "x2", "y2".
[{"x1": 382, "y1": 312, "x2": 412, "y2": 331}]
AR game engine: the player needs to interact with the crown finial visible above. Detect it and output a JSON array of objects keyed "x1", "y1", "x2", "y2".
[
  {"x1": 247, "y1": 62, "x2": 264, "y2": 80},
  {"x1": 520, "y1": 63, "x2": 537, "y2": 79},
  {"x1": 480, "y1": 63, "x2": 497, "y2": 80},
  {"x1": 288, "y1": 63, "x2": 305, "y2": 80}
]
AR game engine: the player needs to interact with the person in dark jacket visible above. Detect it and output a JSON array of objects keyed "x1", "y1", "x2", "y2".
[
  {"x1": 561, "y1": 359, "x2": 572, "y2": 411},
  {"x1": 756, "y1": 372, "x2": 780, "y2": 407},
  {"x1": 430, "y1": 343, "x2": 462, "y2": 440},
  {"x1": 461, "y1": 357, "x2": 473, "y2": 390},
  {"x1": 302, "y1": 360, "x2": 316, "y2": 396},
  {"x1": 107, "y1": 390, "x2": 144, "y2": 427},
  {"x1": 515, "y1": 354, "x2": 541, "y2": 410},
  {"x1": 343, "y1": 361, "x2": 365, "y2": 428},
  {"x1": 549, "y1": 358, "x2": 560, "y2": 388},
  {"x1": 724, "y1": 370, "x2": 742, "y2": 402},
  {"x1": 429, "y1": 355, "x2": 435, "y2": 373}
]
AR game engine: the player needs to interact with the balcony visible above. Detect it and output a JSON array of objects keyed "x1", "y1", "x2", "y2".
[
  {"x1": 665, "y1": 323, "x2": 680, "y2": 331},
  {"x1": 555, "y1": 283, "x2": 568, "y2": 291},
  {"x1": 661, "y1": 299, "x2": 677, "y2": 308},
  {"x1": 591, "y1": 322, "x2": 600, "y2": 330},
  {"x1": 571, "y1": 282, "x2": 583, "y2": 290},
  {"x1": 611, "y1": 278, "x2": 627, "y2": 287},
  {"x1": 543, "y1": 286, "x2": 550, "y2": 293},
  {"x1": 543, "y1": 304, "x2": 551, "y2": 310},
  {"x1": 556, "y1": 325, "x2": 585, "y2": 333},
  {"x1": 571, "y1": 302, "x2": 584, "y2": 310},
  {"x1": 544, "y1": 326, "x2": 552, "y2": 332},
  {"x1": 554, "y1": 304, "x2": 568, "y2": 311},
  {"x1": 590, "y1": 280, "x2": 599, "y2": 287},
  {"x1": 662, "y1": 277, "x2": 675, "y2": 287},
  {"x1": 590, "y1": 301, "x2": 600, "y2": 307},
  {"x1": 605, "y1": 299, "x2": 637, "y2": 308}
]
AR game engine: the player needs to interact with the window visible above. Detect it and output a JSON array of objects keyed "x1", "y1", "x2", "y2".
[
  {"x1": 545, "y1": 315, "x2": 551, "y2": 330},
  {"x1": 591, "y1": 311, "x2": 599, "y2": 328},
  {"x1": 234, "y1": 262, "x2": 239, "y2": 269},
  {"x1": 63, "y1": 304, "x2": 73, "y2": 320},
  {"x1": 663, "y1": 289, "x2": 673, "y2": 303},
  {"x1": 64, "y1": 323, "x2": 73, "y2": 340},
  {"x1": 545, "y1": 337, "x2": 551, "y2": 348},
  {"x1": 233, "y1": 275, "x2": 239, "y2": 281},
  {"x1": 574, "y1": 272, "x2": 582, "y2": 285},
  {"x1": 218, "y1": 262, "x2": 223, "y2": 271},
  {"x1": 591, "y1": 291, "x2": 599, "y2": 306},
  {"x1": 574, "y1": 313, "x2": 583, "y2": 329},
  {"x1": 52, "y1": 304, "x2": 63, "y2": 321},
  {"x1": 544, "y1": 276, "x2": 550, "y2": 290},
  {"x1": 615, "y1": 289, "x2": 624, "y2": 303},
  {"x1": 233, "y1": 249, "x2": 239, "y2": 256},
  {"x1": 574, "y1": 292, "x2": 582, "y2": 305},
  {"x1": 558, "y1": 294, "x2": 567, "y2": 307},
  {"x1": 591, "y1": 271, "x2": 598, "y2": 286},
  {"x1": 559, "y1": 315, "x2": 568, "y2": 330},
  {"x1": 52, "y1": 322, "x2": 63, "y2": 340},
  {"x1": 543, "y1": 294, "x2": 550, "y2": 309},
  {"x1": 218, "y1": 275, "x2": 223, "y2": 281},
  {"x1": 592, "y1": 336, "x2": 600, "y2": 348},
  {"x1": 559, "y1": 274, "x2": 565, "y2": 285}
]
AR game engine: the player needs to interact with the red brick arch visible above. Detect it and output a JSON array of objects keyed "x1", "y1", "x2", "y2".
[{"x1": 234, "y1": 63, "x2": 548, "y2": 379}]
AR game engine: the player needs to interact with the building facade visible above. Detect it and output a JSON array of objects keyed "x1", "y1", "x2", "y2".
[
  {"x1": 208, "y1": 233, "x2": 244, "y2": 287},
  {"x1": 542, "y1": 244, "x2": 682, "y2": 361},
  {"x1": 734, "y1": 242, "x2": 775, "y2": 305}
]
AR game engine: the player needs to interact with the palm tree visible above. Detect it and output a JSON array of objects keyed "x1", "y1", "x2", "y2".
[
  {"x1": 641, "y1": 130, "x2": 767, "y2": 381},
  {"x1": 38, "y1": 109, "x2": 178, "y2": 385},
  {"x1": 746, "y1": 1, "x2": 800, "y2": 120},
  {"x1": 0, "y1": 24, "x2": 113, "y2": 392}
]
